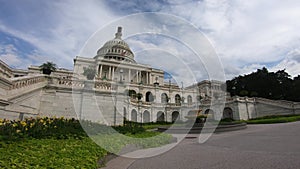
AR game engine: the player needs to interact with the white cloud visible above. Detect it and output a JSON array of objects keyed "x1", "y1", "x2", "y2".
[
  {"x1": 0, "y1": 0, "x2": 118, "y2": 69},
  {"x1": 1, "y1": 0, "x2": 300, "y2": 79},
  {"x1": 159, "y1": 0, "x2": 300, "y2": 77},
  {"x1": 0, "y1": 44, "x2": 22, "y2": 67}
]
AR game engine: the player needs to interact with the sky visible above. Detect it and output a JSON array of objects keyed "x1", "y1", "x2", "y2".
[{"x1": 1, "y1": 0, "x2": 300, "y2": 83}]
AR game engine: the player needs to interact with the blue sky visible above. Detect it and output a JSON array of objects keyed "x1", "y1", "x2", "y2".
[{"x1": 1, "y1": 0, "x2": 300, "y2": 81}]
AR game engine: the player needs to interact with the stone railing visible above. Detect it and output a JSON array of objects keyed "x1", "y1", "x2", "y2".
[
  {"x1": 9, "y1": 75, "x2": 46, "y2": 90},
  {"x1": 94, "y1": 81, "x2": 112, "y2": 90},
  {"x1": 0, "y1": 60, "x2": 13, "y2": 79},
  {"x1": 255, "y1": 97, "x2": 294, "y2": 109},
  {"x1": 55, "y1": 78, "x2": 114, "y2": 91},
  {"x1": 56, "y1": 78, "x2": 85, "y2": 88},
  {"x1": 1, "y1": 75, "x2": 48, "y2": 100}
]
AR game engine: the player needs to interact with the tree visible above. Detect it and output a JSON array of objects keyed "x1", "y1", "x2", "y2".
[
  {"x1": 226, "y1": 67, "x2": 298, "y2": 101},
  {"x1": 82, "y1": 66, "x2": 96, "y2": 80},
  {"x1": 136, "y1": 93, "x2": 143, "y2": 100},
  {"x1": 39, "y1": 62, "x2": 57, "y2": 75}
]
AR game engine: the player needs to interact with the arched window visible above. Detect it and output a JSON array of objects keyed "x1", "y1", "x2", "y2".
[
  {"x1": 131, "y1": 109, "x2": 137, "y2": 122},
  {"x1": 146, "y1": 91, "x2": 154, "y2": 102},
  {"x1": 161, "y1": 93, "x2": 168, "y2": 103},
  {"x1": 223, "y1": 107, "x2": 233, "y2": 120},
  {"x1": 143, "y1": 110, "x2": 150, "y2": 123},
  {"x1": 172, "y1": 111, "x2": 180, "y2": 122},
  {"x1": 187, "y1": 95, "x2": 192, "y2": 105},
  {"x1": 157, "y1": 111, "x2": 165, "y2": 122},
  {"x1": 128, "y1": 90, "x2": 137, "y2": 99},
  {"x1": 175, "y1": 94, "x2": 181, "y2": 105}
]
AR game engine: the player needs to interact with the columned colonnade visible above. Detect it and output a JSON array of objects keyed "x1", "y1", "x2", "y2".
[{"x1": 97, "y1": 64, "x2": 152, "y2": 84}]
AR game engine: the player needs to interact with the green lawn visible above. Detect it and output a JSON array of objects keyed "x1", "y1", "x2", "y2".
[
  {"x1": 0, "y1": 118, "x2": 173, "y2": 168},
  {"x1": 0, "y1": 137, "x2": 106, "y2": 168}
]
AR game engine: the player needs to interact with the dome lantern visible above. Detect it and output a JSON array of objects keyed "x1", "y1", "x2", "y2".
[
  {"x1": 94, "y1": 27, "x2": 135, "y2": 63},
  {"x1": 115, "y1": 27, "x2": 122, "y2": 39}
]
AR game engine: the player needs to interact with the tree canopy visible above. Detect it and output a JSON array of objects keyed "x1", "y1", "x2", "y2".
[{"x1": 226, "y1": 67, "x2": 300, "y2": 102}]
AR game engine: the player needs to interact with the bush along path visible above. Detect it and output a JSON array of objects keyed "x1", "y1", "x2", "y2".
[
  {"x1": 0, "y1": 117, "x2": 172, "y2": 168},
  {"x1": 246, "y1": 114, "x2": 300, "y2": 124}
]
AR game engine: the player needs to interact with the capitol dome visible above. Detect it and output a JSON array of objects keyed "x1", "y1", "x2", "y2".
[{"x1": 94, "y1": 27, "x2": 135, "y2": 63}]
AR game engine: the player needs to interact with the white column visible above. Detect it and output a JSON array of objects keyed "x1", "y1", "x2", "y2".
[
  {"x1": 112, "y1": 67, "x2": 115, "y2": 81},
  {"x1": 146, "y1": 72, "x2": 149, "y2": 84},
  {"x1": 139, "y1": 71, "x2": 142, "y2": 83},
  {"x1": 136, "y1": 70, "x2": 139, "y2": 83},
  {"x1": 108, "y1": 66, "x2": 111, "y2": 80},
  {"x1": 99, "y1": 65, "x2": 103, "y2": 79},
  {"x1": 128, "y1": 69, "x2": 131, "y2": 83}
]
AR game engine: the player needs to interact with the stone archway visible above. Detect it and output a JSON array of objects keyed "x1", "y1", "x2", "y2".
[
  {"x1": 131, "y1": 109, "x2": 137, "y2": 122},
  {"x1": 223, "y1": 107, "x2": 233, "y2": 119},
  {"x1": 143, "y1": 110, "x2": 150, "y2": 123},
  {"x1": 171, "y1": 111, "x2": 180, "y2": 122},
  {"x1": 157, "y1": 111, "x2": 165, "y2": 122}
]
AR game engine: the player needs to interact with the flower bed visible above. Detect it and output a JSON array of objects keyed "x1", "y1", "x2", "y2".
[{"x1": 0, "y1": 117, "x2": 172, "y2": 168}]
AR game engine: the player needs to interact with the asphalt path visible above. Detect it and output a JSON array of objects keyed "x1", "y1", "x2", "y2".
[{"x1": 104, "y1": 121, "x2": 300, "y2": 169}]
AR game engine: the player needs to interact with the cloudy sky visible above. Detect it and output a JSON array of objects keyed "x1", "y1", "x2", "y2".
[{"x1": 1, "y1": 0, "x2": 300, "y2": 82}]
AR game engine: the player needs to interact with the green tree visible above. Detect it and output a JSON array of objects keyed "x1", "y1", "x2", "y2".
[
  {"x1": 226, "y1": 67, "x2": 298, "y2": 101},
  {"x1": 39, "y1": 62, "x2": 57, "y2": 75}
]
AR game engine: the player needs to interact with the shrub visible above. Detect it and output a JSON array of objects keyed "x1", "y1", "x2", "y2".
[{"x1": 39, "y1": 62, "x2": 57, "y2": 75}]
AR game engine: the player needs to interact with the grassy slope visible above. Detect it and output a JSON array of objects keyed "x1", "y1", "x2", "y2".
[
  {"x1": 0, "y1": 137, "x2": 105, "y2": 168},
  {"x1": 0, "y1": 132, "x2": 172, "y2": 168}
]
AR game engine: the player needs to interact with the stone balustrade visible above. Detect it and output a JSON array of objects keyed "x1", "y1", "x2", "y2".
[
  {"x1": 94, "y1": 81, "x2": 112, "y2": 90},
  {"x1": 0, "y1": 60, "x2": 13, "y2": 79},
  {"x1": 255, "y1": 97, "x2": 294, "y2": 108},
  {"x1": 9, "y1": 75, "x2": 46, "y2": 90},
  {"x1": 57, "y1": 78, "x2": 85, "y2": 88}
]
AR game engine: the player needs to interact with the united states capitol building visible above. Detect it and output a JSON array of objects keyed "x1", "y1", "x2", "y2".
[{"x1": 0, "y1": 27, "x2": 299, "y2": 125}]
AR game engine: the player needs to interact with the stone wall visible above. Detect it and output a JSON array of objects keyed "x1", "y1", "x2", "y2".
[{"x1": 1, "y1": 75, "x2": 300, "y2": 124}]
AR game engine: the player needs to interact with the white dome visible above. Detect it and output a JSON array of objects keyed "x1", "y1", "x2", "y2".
[{"x1": 94, "y1": 27, "x2": 135, "y2": 63}]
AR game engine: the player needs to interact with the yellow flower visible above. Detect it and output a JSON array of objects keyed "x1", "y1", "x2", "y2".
[
  {"x1": 0, "y1": 122, "x2": 3, "y2": 126},
  {"x1": 13, "y1": 123, "x2": 18, "y2": 127},
  {"x1": 16, "y1": 130, "x2": 21, "y2": 133},
  {"x1": 20, "y1": 121, "x2": 27, "y2": 127}
]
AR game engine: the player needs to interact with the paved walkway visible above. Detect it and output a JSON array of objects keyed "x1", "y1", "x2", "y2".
[{"x1": 103, "y1": 121, "x2": 300, "y2": 169}]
